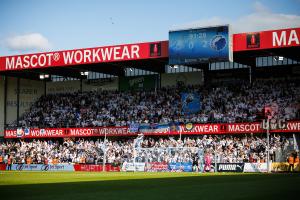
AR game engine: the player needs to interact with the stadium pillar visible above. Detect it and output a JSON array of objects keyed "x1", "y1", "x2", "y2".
[
  {"x1": 16, "y1": 77, "x2": 20, "y2": 127},
  {"x1": 44, "y1": 80, "x2": 47, "y2": 96},
  {"x1": 4, "y1": 76, "x2": 7, "y2": 131},
  {"x1": 202, "y1": 63, "x2": 210, "y2": 86},
  {"x1": 249, "y1": 66, "x2": 252, "y2": 84},
  {"x1": 249, "y1": 64, "x2": 257, "y2": 86},
  {"x1": 267, "y1": 126, "x2": 270, "y2": 173}
]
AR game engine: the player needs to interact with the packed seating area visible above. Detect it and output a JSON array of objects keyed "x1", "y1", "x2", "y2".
[
  {"x1": 0, "y1": 134, "x2": 294, "y2": 165},
  {"x1": 10, "y1": 79, "x2": 300, "y2": 129}
]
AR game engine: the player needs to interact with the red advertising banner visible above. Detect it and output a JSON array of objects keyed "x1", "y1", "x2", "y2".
[
  {"x1": 0, "y1": 164, "x2": 6, "y2": 170},
  {"x1": 233, "y1": 27, "x2": 300, "y2": 51},
  {"x1": 5, "y1": 127, "x2": 134, "y2": 138},
  {"x1": 4, "y1": 121, "x2": 300, "y2": 139},
  {"x1": 0, "y1": 41, "x2": 168, "y2": 72},
  {"x1": 73, "y1": 164, "x2": 120, "y2": 172}
]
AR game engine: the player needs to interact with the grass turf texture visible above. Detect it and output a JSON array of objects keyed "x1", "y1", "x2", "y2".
[{"x1": 0, "y1": 172, "x2": 299, "y2": 200}]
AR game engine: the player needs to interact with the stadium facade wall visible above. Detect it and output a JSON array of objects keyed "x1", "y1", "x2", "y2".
[
  {"x1": 6, "y1": 77, "x2": 17, "y2": 125},
  {"x1": 82, "y1": 77, "x2": 118, "y2": 92},
  {"x1": 46, "y1": 80, "x2": 80, "y2": 94},
  {"x1": 6, "y1": 77, "x2": 44, "y2": 125},
  {"x1": 46, "y1": 78, "x2": 119, "y2": 94},
  {"x1": 161, "y1": 72, "x2": 204, "y2": 87},
  {"x1": 0, "y1": 76, "x2": 4, "y2": 136},
  {"x1": 19, "y1": 78, "x2": 44, "y2": 118}
]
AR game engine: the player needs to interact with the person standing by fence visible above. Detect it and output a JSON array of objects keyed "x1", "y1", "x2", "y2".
[{"x1": 288, "y1": 153, "x2": 295, "y2": 172}]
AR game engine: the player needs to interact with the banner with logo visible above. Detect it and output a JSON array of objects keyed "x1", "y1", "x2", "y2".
[
  {"x1": 9, "y1": 164, "x2": 75, "y2": 171},
  {"x1": 271, "y1": 162, "x2": 300, "y2": 172},
  {"x1": 145, "y1": 162, "x2": 169, "y2": 172},
  {"x1": 168, "y1": 162, "x2": 193, "y2": 172},
  {"x1": 217, "y1": 163, "x2": 244, "y2": 172},
  {"x1": 138, "y1": 122, "x2": 180, "y2": 134},
  {"x1": 73, "y1": 164, "x2": 120, "y2": 172},
  {"x1": 4, "y1": 120, "x2": 300, "y2": 138},
  {"x1": 181, "y1": 93, "x2": 201, "y2": 114},
  {"x1": 121, "y1": 162, "x2": 145, "y2": 172},
  {"x1": 0, "y1": 41, "x2": 168, "y2": 72},
  {"x1": 233, "y1": 27, "x2": 300, "y2": 51},
  {"x1": 243, "y1": 163, "x2": 268, "y2": 172}
]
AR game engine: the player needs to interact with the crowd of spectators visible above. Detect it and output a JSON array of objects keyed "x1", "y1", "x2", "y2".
[
  {"x1": 10, "y1": 79, "x2": 300, "y2": 129},
  {"x1": 0, "y1": 134, "x2": 293, "y2": 165}
]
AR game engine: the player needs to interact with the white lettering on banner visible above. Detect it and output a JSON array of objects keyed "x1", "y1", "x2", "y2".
[
  {"x1": 74, "y1": 51, "x2": 83, "y2": 64},
  {"x1": 122, "y1": 46, "x2": 130, "y2": 59},
  {"x1": 5, "y1": 53, "x2": 54, "y2": 70},
  {"x1": 97, "y1": 127, "x2": 129, "y2": 135},
  {"x1": 218, "y1": 164, "x2": 242, "y2": 171},
  {"x1": 92, "y1": 48, "x2": 101, "y2": 61},
  {"x1": 228, "y1": 123, "x2": 260, "y2": 132},
  {"x1": 4, "y1": 45, "x2": 141, "y2": 70},
  {"x1": 83, "y1": 50, "x2": 92, "y2": 63},
  {"x1": 101, "y1": 48, "x2": 112, "y2": 61},
  {"x1": 31, "y1": 129, "x2": 63, "y2": 137},
  {"x1": 5, "y1": 130, "x2": 16, "y2": 137},
  {"x1": 286, "y1": 122, "x2": 300, "y2": 131},
  {"x1": 62, "y1": 45, "x2": 141, "y2": 65},
  {"x1": 131, "y1": 45, "x2": 140, "y2": 58},
  {"x1": 180, "y1": 125, "x2": 218, "y2": 133},
  {"x1": 4, "y1": 121, "x2": 300, "y2": 139},
  {"x1": 114, "y1": 46, "x2": 121, "y2": 60},
  {"x1": 194, "y1": 125, "x2": 218, "y2": 132},
  {"x1": 244, "y1": 163, "x2": 267, "y2": 172},
  {"x1": 273, "y1": 30, "x2": 300, "y2": 47},
  {"x1": 70, "y1": 128, "x2": 95, "y2": 136},
  {"x1": 69, "y1": 128, "x2": 129, "y2": 136}
]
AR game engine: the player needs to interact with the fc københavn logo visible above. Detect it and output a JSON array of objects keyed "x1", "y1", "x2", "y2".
[{"x1": 210, "y1": 35, "x2": 227, "y2": 51}]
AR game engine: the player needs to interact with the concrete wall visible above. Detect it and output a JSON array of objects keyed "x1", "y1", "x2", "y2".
[
  {"x1": 0, "y1": 76, "x2": 4, "y2": 136},
  {"x1": 46, "y1": 78, "x2": 119, "y2": 94}
]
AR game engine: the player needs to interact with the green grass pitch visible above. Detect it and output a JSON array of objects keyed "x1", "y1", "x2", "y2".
[{"x1": 0, "y1": 171, "x2": 299, "y2": 200}]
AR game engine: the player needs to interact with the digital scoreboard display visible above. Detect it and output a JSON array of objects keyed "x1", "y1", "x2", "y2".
[{"x1": 169, "y1": 25, "x2": 232, "y2": 65}]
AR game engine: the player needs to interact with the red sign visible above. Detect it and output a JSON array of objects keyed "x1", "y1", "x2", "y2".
[
  {"x1": 4, "y1": 121, "x2": 300, "y2": 139},
  {"x1": 233, "y1": 27, "x2": 300, "y2": 51},
  {"x1": 4, "y1": 127, "x2": 133, "y2": 138},
  {"x1": 0, "y1": 164, "x2": 6, "y2": 171},
  {"x1": 73, "y1": 164, "x2": 120, "y2": 172},
  {"x1": 0, "y1": 41, "x2": 168, "y2": 71}
]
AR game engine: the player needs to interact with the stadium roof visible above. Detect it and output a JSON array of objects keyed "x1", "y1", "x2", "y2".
[
  {"x1": 233, "y1": 27, "x2": 300, "y2": 66},
  {"x1": 0, "y1": 27, "x2": 299, "y2": 80}
]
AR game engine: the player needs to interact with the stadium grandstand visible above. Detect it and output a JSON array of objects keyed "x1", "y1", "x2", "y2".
[{"x1": 0, "y1": 26, "x2": 299, "y2": 174}]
